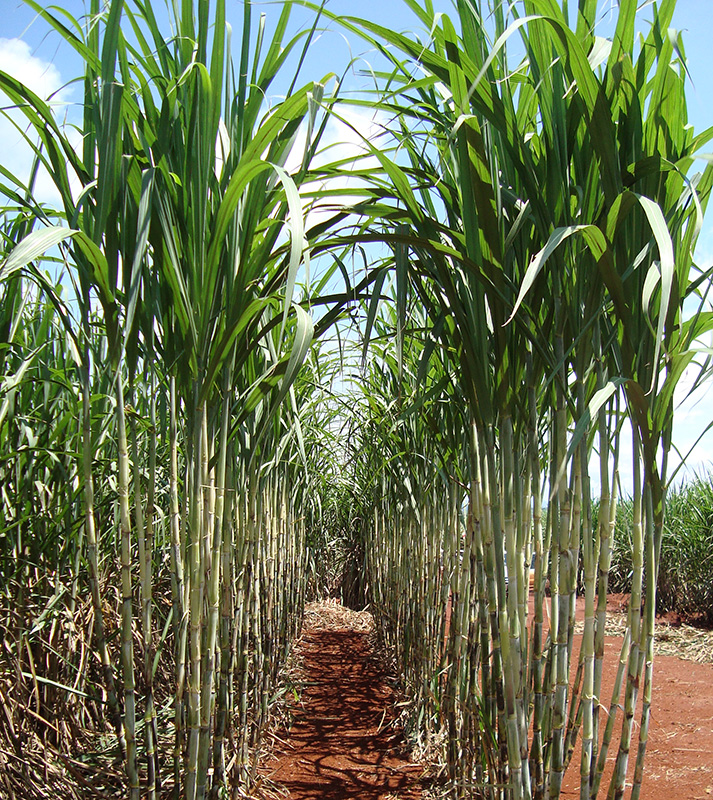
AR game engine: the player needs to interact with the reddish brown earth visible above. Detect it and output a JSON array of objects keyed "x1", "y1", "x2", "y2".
[
  {"x1": 260, "y1": 600, "x2": 713, "y2": 800},
  {"x1": 562, "y1": 639, "x2": 713, "y2": 799},
  {"x1": 260, "y1": 606, "x2": 423, "y2": 799},
  {"x1": 542, "y1": 593, "x2": 713, "y2": 799}
]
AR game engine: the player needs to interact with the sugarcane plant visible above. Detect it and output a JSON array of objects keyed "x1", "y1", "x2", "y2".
[
  {"x1": 0, "y1": 0, "x2": 362, "y2": 797},
  {"x1": 330, "y1": 0, "x2": 713, "y2": 798}
]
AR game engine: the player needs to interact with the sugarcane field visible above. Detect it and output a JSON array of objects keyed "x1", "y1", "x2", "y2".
[{"x1": 3, "y1": 0, "x2": 713, "y2": 798}]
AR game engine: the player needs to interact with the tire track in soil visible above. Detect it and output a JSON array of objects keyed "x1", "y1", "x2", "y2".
[{"x1": 262, "y1": 622, "x2": 423, "y2": 800}]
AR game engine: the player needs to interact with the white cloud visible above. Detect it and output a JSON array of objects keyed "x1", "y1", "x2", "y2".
[
  {"x1": 289, "y1": 105, "x2": 393, "y2": 233},
  {"x1": 0, "y1": 37, "x2": 67, "y2": 102},
  {"x1": 0, "y1": 37, "x2": 78, "y2": 208},
  {"x1": 263, "y1": 105, "x2": 394, "y2": 297}
]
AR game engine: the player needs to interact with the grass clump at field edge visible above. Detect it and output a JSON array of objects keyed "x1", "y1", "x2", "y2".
[{"x1": 607, "y1": 475, "x2": 713, "y2": 624}]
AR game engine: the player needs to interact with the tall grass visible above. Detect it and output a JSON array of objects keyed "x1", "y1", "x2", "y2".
[{"x1": 607, "y1": 475, "x2": 713, "y2": 623}]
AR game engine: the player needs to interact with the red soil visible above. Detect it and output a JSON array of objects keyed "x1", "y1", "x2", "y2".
[
  {"x1": 260, "y1": 620, "x2": 423, "y2": 799},
  {"x1": 560, "y1": 594, "x2": 713, "y2": 799},
  {"x1": 261, "y1": 599, "x2": 713, "y2": 799},
  {"x1": 560, "y1": 637, "x2": 713, "y2": 799}
]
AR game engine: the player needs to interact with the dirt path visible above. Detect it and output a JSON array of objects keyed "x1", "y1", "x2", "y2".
[{"x1": 260, "y1": 603, "x2": 423, "y2": 799}]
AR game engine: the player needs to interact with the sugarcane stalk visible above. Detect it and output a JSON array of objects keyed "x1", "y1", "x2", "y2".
[
  {"x1": 212, "y1": 455, "x2": 235, "y2": 796},
  {"x1": 169, "y1": 376, "x2": 187, "y2": 799},
  {"x1": 631, "y1": 481, "x2": 664, "y2": 800},
  {"x1": 81, "y1": 349, "x2": 126, "y2": 761},
  {"x1": 130, "y1": 402, "x2": 156, "y2": 800},
  {"x1": 196, "y1": 374, "x2": 230, "y2": 798},
  {"x1": 592, "y1": 334, "x2": 614, "y2": 772},
  {"x1": 580, "y1": 398, "x2": 597, "y2": 799},
  {"x1": 548, "y1": 310, "x2": 571, "y2": 799},
  {"x1": 609, "y1": 427, "x2": 644, "y2": 800},
  {"x1": 185, "y1": 399, "x2": 205, "y2": 800},
  {"x1": 501, "y1": 412, "x2": 529, "y2": 800},
  {"x1": 146, "y1": 370, "x2": 159, "y2": 793},
  {"x1": 528, "y1": 363, "x2": 546, "y2": 800},
  {"x1": 116, "y1": 371, "x2": 139, "y2": 800},
  {"x1": 591, "y1": 629, "x2": 630, "y2": 798}
]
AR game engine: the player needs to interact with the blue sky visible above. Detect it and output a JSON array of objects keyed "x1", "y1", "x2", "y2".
[{"x1": 2, "y1": 0, "x2": 713, "y2": 492}]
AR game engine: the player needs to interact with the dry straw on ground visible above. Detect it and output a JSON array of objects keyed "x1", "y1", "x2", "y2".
[
  {"x1": 301, "y1": 599, "x2": 375, "y2": 633},
  {"x1": 574, "y1": 612, "x2": 713, "y2": 663},
  {"x1": 655, "y1": 622, "x2": 713, "y2": 663}
]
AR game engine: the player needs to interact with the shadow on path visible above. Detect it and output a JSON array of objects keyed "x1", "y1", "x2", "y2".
[{"x1": 262, "y1": 615, "x2": 423, "y2": 800}]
